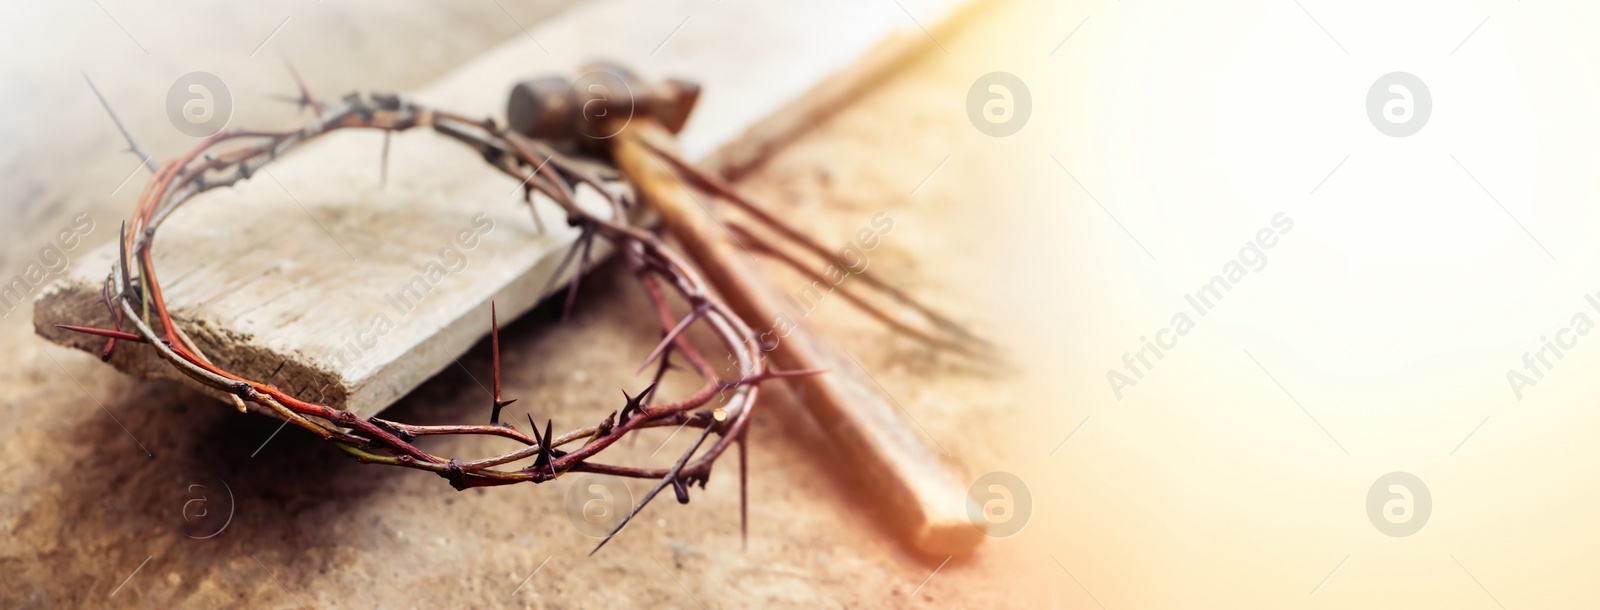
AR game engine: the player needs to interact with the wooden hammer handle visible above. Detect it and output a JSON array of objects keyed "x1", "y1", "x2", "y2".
[{"x1": 612, "y1": 119, "x2": 983, "y2": 556}]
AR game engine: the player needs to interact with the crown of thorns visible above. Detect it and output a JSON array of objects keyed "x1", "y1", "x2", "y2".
[
  {"x1": 63, "y1": 64, "x2": 986, "y2": 553},
  {"x1": 60, "y1": 67, "x2": 820, "y2": 555}
]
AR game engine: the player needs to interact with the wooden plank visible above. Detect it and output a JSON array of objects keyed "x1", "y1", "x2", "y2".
[
  {"x1": 32, "y1": 0, "x2": 973, "y2": 418},
  {"x1": 616, "y1": 118, "x2": 986, "y2": 555}
]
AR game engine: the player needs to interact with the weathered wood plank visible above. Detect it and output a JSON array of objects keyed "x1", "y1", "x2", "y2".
[{"x1": 33, "y1": 0, "x2": 971, "y2": 417}]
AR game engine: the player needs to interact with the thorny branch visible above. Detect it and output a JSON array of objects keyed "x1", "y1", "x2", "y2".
[
  {"x1": 65, "y1": 70, "x2": 987, "y2": 552},
  {"x1": 64, "y1": 86, "x2": 783, "y2": 551}
]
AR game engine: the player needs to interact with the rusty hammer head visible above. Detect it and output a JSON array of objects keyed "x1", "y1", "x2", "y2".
[{"x1": 507, "y1": 61, "x2": 701, "y2": 144}]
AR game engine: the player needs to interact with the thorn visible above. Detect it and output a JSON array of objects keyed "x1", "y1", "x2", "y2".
[
  {"x1": 516, "y1": 158, "x2": 555, "y2": 235},
  {"x1": 589, "y1": 426, "x2": 716, "y2": 557},
  {"x1": 530, "y1": 417, "x2": 550, "y2": 469},
  {"x1": 55, "y1": 324, "x2": 147, "y2": 343},
  {"x1": 561, "y1": 229, "x2": 597, "y2": 323},
  {"x1": 526, "y1": 413, "x2": 555, "y2": 478},
  {"x1": 635, "y1": 304, "x2": 706, "y2": 375},
  {"x1": 640, "y1": 374, "x2": 664, "y2": 404},
  {"x1": 116, "y1": 221, "x2": 136, "y2": 305},
  {"x1": 280, "y1": 55, "x2": 322, "y2": 117},
  {"x1": 535, "y1": 223, "x2": 590, "y2": 308},
  {"x1": 490, "y1": 302, "x2": 516, "y2": 425},
  {"x1": 738, "y1": 430, "x2": 748, "y2": 551},
  {"x1": 619, "y1": 382, "x2": 656, "y2": 423},
  {"x1": 642, "y1": 348, "x2": 674, "y2": 406},
  {"x1": 83, "y1": 72, "x2": 157, "y2": 174},
  {"x1": 98, "y1": 274, "x2": 125, "y2": 361},
  {"x1": 491, "y1": 302, "x2": 502, "y2": 398},
  {"x1": 543, "y1": 419, "x2": 557, "y2": 478},
  {"x1": 671, "y1": 478, "x2": 690, "y2": 504}
]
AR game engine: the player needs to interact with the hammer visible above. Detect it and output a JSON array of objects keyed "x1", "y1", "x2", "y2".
[{"x1": 508, "y1": 63, "x2": 984, "y2": 557}]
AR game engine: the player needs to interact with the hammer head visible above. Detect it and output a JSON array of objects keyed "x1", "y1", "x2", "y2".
[{"x1": 507, "y1": 61, "x2": 701, "y2": 143}]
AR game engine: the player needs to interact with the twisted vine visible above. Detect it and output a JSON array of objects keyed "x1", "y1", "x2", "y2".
[{"x1": 62, "y1": 85, "x2": 809, "y2": 551}]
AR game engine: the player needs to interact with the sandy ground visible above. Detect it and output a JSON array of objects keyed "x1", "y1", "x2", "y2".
[{"x1": 0, "y1": 2, "x2": 1071, "y2": 608}]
